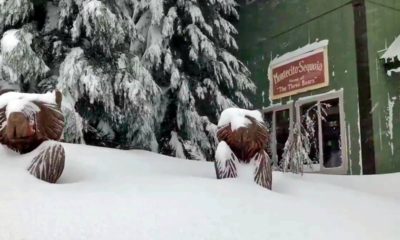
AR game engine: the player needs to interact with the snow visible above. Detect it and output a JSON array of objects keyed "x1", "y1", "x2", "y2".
[
  {"x1": 268, "y1": 40, "x2": 329, "y2": 83},
  {"x1": 215, "y1": 141, "x2": 231, "y2": 162},
  {"x1": 215, "y1": 141, "x2": 258, "y2": 180},
  {"x1": 387, "y1": 67, "x2": 400, "y2": 76},
  {"x1": 218, "y1": 108, "x2": 263, "y2": 131},
  {"x1": 0, "y1": 29, "x2": 19, "y2": 53},
  {"x1": 347, "y1": 124, "x2": 352, "y2": 174},
  {"x1": 1, "y1": 142, "x2": 400, "y2": 239},
  {"x1": 0, "y1": 91, "x2": 57, "y2": 110},
  {"x1": 381, "y1": 35, "x2": 400, "y2": 62},
  {"x1": 84, "y1": 0, "x2": 102, "y2": 15},
  {"x1": 386, "y1": 94, "x2": 396, "y2": 155},
  {"x1": 0, "y1": 91, "x2": 58, "y2": 119},
  {"x1": 5, "y1": 99, "x2": 40, "y2": 119},
  {"x1": 357, "y1": 104, "x2": 363, "y2": 174},
  {"x1": 169, "y1": 131, "x2": 185, "y2": 159},
  {"x1": 44, "y1": 2, "x2": 60, "y2": 33},
  {"x1": 97, "y1": 120, "x2": 115, "y2": 140}
]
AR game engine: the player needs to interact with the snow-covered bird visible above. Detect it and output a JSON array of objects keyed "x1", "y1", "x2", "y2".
[
  {"x1": 0, "y1": 89, "x2": 65, "y2": 183},
  {"x1": 215, "y1": 108, "x2": 272, "y2": 189}
]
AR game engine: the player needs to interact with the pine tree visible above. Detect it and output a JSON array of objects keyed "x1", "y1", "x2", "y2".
[
  {"x1": 0, "y1": 0, "x2": 255, "y2": 161},
  {"x1": 158, "y1": 0, "x2": 256, "y2": 160}
]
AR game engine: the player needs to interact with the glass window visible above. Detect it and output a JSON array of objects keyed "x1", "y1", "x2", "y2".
[
  {"x1": 321, "y1": 98, "x2": 342, "y2": 168},
  {"x1": 297, "y1": 96, "x2": 344, "y2": 172},
  {"x1": 275, "y1": 109, "x2": 290, "y2": 166},
  {"x1": 262, "y1": 105, "x2": 293, "y2": 168},
  {"x1": 300, "y1": 102, "x2": 320, "y2": 165},
  {"x1": 263, "y1": 111, "x2": 273, "y2": 159}
]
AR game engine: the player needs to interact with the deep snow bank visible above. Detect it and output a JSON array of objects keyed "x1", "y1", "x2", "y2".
[{"x1": 0, "y1": 143, "x2": 399, "y2": 240}]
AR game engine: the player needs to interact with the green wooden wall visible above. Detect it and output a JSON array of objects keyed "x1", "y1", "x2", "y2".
[
  {"x1": 366, "y1": 0, "x2": 400, "y2": 173},
  {"x1": 236, "y1": 0, "x2": 363, "y2": 174}
]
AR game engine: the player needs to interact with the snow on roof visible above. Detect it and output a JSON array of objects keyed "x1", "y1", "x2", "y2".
[
  {"x1": 381, "y1": 36, "x2": 400, "y2": 62},
  {"x1": 0, "y1": 29, "x2": 20, "y2": 53},
  {"x1": 387, "y1": 67, "x2": 400, "y2": 76},
  {"x1": 218, "y1": 108, "x2": 263, "y2": 131},
  {"x1": 269, "y1": 40, "x2": 329, "y2": 68},
  {"x1": 0, "y1": 91, "x2": 57, "y2": 117}
]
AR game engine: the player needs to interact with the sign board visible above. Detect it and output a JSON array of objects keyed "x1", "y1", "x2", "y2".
[{"x1": 270, "y1": 47, "x2": 329, "y2": 100}]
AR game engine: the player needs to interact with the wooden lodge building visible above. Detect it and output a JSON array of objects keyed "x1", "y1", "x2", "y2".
[{"x1": 237, "y1": 0, "x2": 400, "y2": 174}]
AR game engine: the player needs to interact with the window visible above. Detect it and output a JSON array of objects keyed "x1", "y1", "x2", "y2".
[
  {"x1": 263, "y1": 90, "x2": 347, "y2": 174},
  {"x1": 321, "y1": 98, "x2": 342, "y2": 168},
  {"x1": 262, "y1": 103, "x2": 293, "y2": 168},
  {"x1": 295, "y1": 90, "x2": 347, "y2": 174}
]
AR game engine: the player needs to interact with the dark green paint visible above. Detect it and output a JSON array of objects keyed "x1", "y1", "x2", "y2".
[
  {"x1": 366, "y1": 0, "x2": 400, "y2": 173},
  {"x1": 237, "y1": 0, "x2": 363, "y2": 174}
]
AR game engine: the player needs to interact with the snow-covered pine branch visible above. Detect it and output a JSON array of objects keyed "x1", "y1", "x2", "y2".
[
  {"x1": 0, "y1": 0, "x2": 33, "y2": 34},
  {"x1": 0, "y1": 26, "x2": 49, "y2": 91},
  {"x1": 70, "y1": 0, "x2": 126, "y2": 56}
]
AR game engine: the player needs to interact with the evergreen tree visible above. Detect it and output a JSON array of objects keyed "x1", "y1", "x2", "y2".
[{"x1": 0, "y1": 0, "x2": 255, "y2": 160}]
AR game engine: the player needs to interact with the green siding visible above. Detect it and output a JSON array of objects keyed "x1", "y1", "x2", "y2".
[
  {"x1": 366, "y1": 0, "x2": 400, "y2": 173},
  {"x1": 237, "y1": 0, "x2": 362, "y2": 174}
]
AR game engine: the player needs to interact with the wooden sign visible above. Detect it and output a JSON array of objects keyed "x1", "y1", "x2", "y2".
[{"x1": 270, "y1": 48, "x2": 329, "y2": 100}]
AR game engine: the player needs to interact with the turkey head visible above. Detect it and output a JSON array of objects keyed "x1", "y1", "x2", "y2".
[{"x1": 0, "y1": 90, "x2": 64, "y2": 153}]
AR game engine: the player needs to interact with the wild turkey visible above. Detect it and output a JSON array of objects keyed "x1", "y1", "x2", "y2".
[
  {"x1": 215, "y1": 108, "x2": 272, "y2": 189},
  {"x1": 0, "y1": 90, "x2": 65, "y2": 183}
]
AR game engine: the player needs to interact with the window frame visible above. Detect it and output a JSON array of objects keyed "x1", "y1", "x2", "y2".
[
  {"x1": 294, "y1": 90, "x2": 348, "y2": 174},
  {"x1": 261, "y1": 102, "x2": 294, "y2": 167}
]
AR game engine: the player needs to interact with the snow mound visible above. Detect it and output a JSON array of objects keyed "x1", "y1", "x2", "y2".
[
  {"x1": 0, "y1": 143, "x2": 400, "y2": 240},
  {"x1": 218, "y1": 107, "x2": 263, "y2": 131}
]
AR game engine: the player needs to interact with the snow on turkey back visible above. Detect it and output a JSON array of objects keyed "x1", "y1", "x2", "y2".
[
  {"x1": 218, "y1": 108, "x2": 263, "y2": 131},
  {"x1": 0, "y1": 91, "x2": 57, "y2": 112},
  {"x1": 0, "y1": 90, "x2": 64, "y2": 153}
]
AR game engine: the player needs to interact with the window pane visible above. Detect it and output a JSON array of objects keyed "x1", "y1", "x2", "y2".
[
  {"x1": 321, "y1": 98, "x2": 342, "y2": 168},
  {"x1": 263, "y1": 111, "x2": 273, "y2": 159},
  {"x1": 275, "y1": 109, "x2": 290, "y2": 166},
  {"x1": 300, "y1": 102, "x2": 319, "y2": 165}
]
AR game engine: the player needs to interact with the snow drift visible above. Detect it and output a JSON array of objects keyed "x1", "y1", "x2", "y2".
[{"x1": 0, "y1": 143, "x2": 400, "y2": 240}]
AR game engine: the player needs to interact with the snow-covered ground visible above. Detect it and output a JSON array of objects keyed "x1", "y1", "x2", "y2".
[{"x1": 0, "y1": 143, "x2": 399, "y2": 240}]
